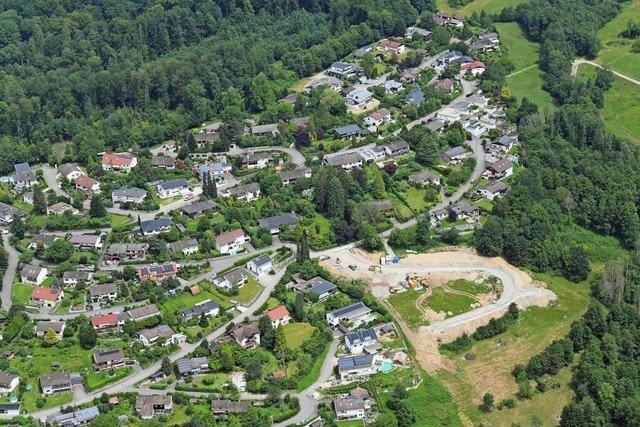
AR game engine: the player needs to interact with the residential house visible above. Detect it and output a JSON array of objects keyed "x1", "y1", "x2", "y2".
[
  {"x1": 176, "y1": 358, "x2": 209, "y2": 377},
  {"x1": 156, "y1": 179, "x2": 189, "y2": 199},
  {"x1": 485, "y1": 158, "x2": 513, "y2": 179},
  {"x1": 432, "y1": 202, "x2": 480, "y2": 225},
  {"x1": 169, "y1": 239, "x2": 199, "y2": 255},
  {"x1": 405, "y1": 26, "x2": 432, "y2": 39},
  {"x1": 101, "y1": 152, "x2": 137, "y2": 173},
  {"x1": 491, "y1": 134, "x2": 518, "y2": 153},
  {"x1": 89, "y1": 283, "x2": 118, "y2": 305},
  {"x1": 135, "y1": 395, "x2": 173, "y2": 420},
  {"x1": 383, "y1": 80, "x2": 403, "y2": 94},
  {"x1": 40, "y1": 372, "x2": 72, "y2": 395},
  {"x1": 126, "y1": 304, "x2": 161, "y2": 322},
  {"x1": 58, "y1": 163, "x2": 84, "y2": 182},
  {"x1": 324, "y1": 152, "x2": 363, "y2": 170},
  {"x1": 267, "y1": 305, "x2": 291, "y2": 328},
  {"x1": 151, "y1": 156, "x2": 176, "y2": 170},
  {"x1": 11, "y1": 170, "x2": 38, "y2": 191},
  {"x1": 36, "y1": 321, "x2": 65, "y2": 338},
  {"x1": 361, "y1": 200, "x2": 395, "y2": 216},
  {"x1": 215, "y1": 229, "x2": 247, "y2": 255},
  {"x1": 431, "y1": 78, "x2": 455, "y2": 94},
  {"x1": 241, "y1": 152, "x2": 271, "y2": 169},
  {"x1": 441, "y1": 146, "x2": 470, "y2": 164},
  {"x1": 163, "y1": 139, "x2": 177, "y2": 152},
  {"x1": 337, "y1": 354, "x2": 377, "y2": 381},
  {"x1": 326, "y1": 302, "x2": 374, "y2": 328},
  {"x1": 214, "y1": 267, "x2": 250, "y2": 290},
  {"x1": 0, "y1": 404, "x2": 20, "y2": 416},
  {"x1": 479, "y1": 32, "x2": 499, "y2": 45},
  {"x1": 425, "y1": 119, "x2": 445, "y2": 133},
  {"x1": 62, "y1": 271, "x2": 94, "y2": 287},
  {"x1": 345, "y1": 328, "x2": 378, "y2": 354},
  {"x1": 229, "y1": 323, "x2": 261, "y2": 349},
  {"x1": 279, "y1": 168, "x2": 311, "y2": 186},
  {"x1": 400, "y1": 67, "x2": 421, "y2": 83},
  {"x1": 358, "y1": 146, "x2": 387, "y2": 163},
  {"x1": 221, "y1": 183, "x2": 261, "y2": 202},
  {"x1": 346, "y1": 89, "x2": 373, "y2": 108},
  {"x1": 258, "y1": 213, "x2": 299, "y2": 234},
  {"x1": 409, "y1": 170, "x2": 441, "y2": 186},
  {"x1": 93, "y1": 348, "x2": 125, "y2": 371},
  {"x1": 138, "y1": 324, "x2": 184, "y2": 347},
  {"x1": 404, "y1": 87, "x2": 425, "y2": 105},
  {"x1": 305, "y1": 76, "x2": 342, "y2": 92},
  {"x1": 477, "y1": 181, "x2": 509, "y2": 200},
  {"x1": 112, "y1": 188, "x2": 147, "y2": 204},
  {"x1": 382, "y1": 140, "x2": 410, "y2": 157},
  {"x1": 197, "y1": 162, "x2": 232, "y2": 183},
  {"x1": 334, "y1": 124, "x2": 367, "y2": 140},
  {"x1": 48, "y1": 406, "x2": 100, "y2": 426},
  {"x1": 75, "y1": 176, "x2": 100, "y2": 194},
  {"x1": 140, "y1": 216, "x2": 172, "y2": 236},
  {"x1": 377, "y1": 39, "x2": 405, "y2": 55},
  {"x1": 434, "y1": 50, "x2": 464, "y2": 67},
  {"x1": 21, "y1": 264, "x2": 47, "y2": 285},
  {"x1": 461, "y1": 61, "x2": 486, "y2": 75},
  {"x1": 69, "y1": 234, "x2": 102, "y2": 251},
  {"x1": 29, "y1": 286, "x2": 61, "y2": 307},
  {"x1": 136, "y1": 262, "x2": 180, "y2": 281},
  {"x1": 333, "y1": 395, "x2": 366, "y2": 420},
  {"x1": 250, "y1": 124, "x2": 280, "y2": 138},
  {"x1": 434, "y1": 12, "x2": 464, "y2": 28},
  {"x1": 30, "y1": 233, "x2": 59, "y2": 250},
  {"x1": 14, "y1": 162, "x2": 30, "y2": 174},
  {"x1": 91, "y1": 313, "x2": 123, "y2": 333},
  {"x1": 246, "y1": 254, "x2": 273, "y2": 277},
  {"x1": 437, "y1": 106, "x2": 463, "y2": 123},
  {"x1": 327, "y1": 62, "x2": 362, "y2": 79},
  {"x1": 47, "y1": 202, "x2": 78, "y2": 216},
  {"x1": 0, "y1": 373, "x2": 19, "y2": 395},
  {"x1": 182, "y1": 200, "x2": 218, "y2": 216},
  {"x1": 180, "y1": 300, "x2": 220, "y2": 320},
  {"x1": 0, "y1": 202, "x2": 26, "y2": 225},
  {"x1": 296, "y1": 277, "x2": 337, "y2": 300},
  {"x1": 364, "y1": 108, "x2": 392, "y2": 128},
  {"x1": 211, "y1": 400, "x2": 249, "y2": 416},
  {"x1": 106, "y1": 243, "x2": 148, "y2": 262}
]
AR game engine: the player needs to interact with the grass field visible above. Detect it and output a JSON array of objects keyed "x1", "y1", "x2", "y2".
[
  {"x1": 436, "y1": 0, "x2": 527, "y2": 17},
  {"x1": 447, "y1": 279, "x2": 488, "y2": 295},
  {"x1": 388, "y1": 192, "x2": 415, "y2": 219},
  {"x1": 436, "y1": 272, "x2": 591, "y2": 424},
  {"x1": 507, "y1": 66, "x2": 556, "y2": 109},
  {"x1": 12, "y1": 283, "x2": 33, "y2": 305},
  {"x1": 578, "y1": 64, "x2": 640, "y2": 143},
  {"x1": 423, "y1": 288, "x2": 476, "y2": 317},
  {"x1": 400, "y1": 187, "x2": 431, "y2": 212},
  {"x1": 84, "y1": 366, "x2": 134, "y2": 391},
  {"x1": 283, "y1": 322, "x2": 315, "y2": 349},
  {"x1": 388, "y1": 289, "x2": 429, "y2": 329},
  {"x1": 160, "y1": 286, "x2": 232, "y2": 314},
  {"x1": 109, "y1": 213, "x2": 131, "y2": 228},
  {"x1": 594, "y1": 1, "x2": 640, "y2": 80}
]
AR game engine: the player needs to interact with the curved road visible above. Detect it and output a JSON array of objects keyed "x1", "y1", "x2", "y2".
[{"x1": 571, "y1": 58, "x2": 640, "y2": 86}]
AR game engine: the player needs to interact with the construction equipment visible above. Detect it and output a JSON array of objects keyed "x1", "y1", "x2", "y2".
[
  {"x1": 405, "y1": 273, "x2": 429, "y2": 289},
  {"x1": 369, "y1": 265, "x2": 382, "y2": 273}
]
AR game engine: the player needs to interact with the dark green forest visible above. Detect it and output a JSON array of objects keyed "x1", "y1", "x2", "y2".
[{"x1": 0, "y1": 0, "x2": 427, "y2": 172}]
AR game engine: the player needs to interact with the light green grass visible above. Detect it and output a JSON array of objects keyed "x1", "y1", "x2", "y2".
[
  {"x1": 282, "y1": 322, "x2": 316, "y2": 349},
  {"x1": 388, "y1": 193, "x2": 414, "y2": 218},
  {"x1": 402, "y1": 187, "x2": 430, "y2": 212},
  {"x1": 236, "y1": 276, "x2": 263, "y2": 305},
  {"x1": 337, "y1": 421, "x2": 364, "y2": 427},
  {"x1": 507, "y1": 66, "x2": 556, "y2": 109},
  {"x1": 495, "y1": 22, "x2": 540, "y2": 72},
  {"x1": 436, "y1": 272, "x2": 591, "y2": 424},
  {"x1": 578, "y1": 64, "x2": 640, "y2": 143},
  {"x1": 436, "y1": 0, "x2": 527, "y2": 16},
  {"x1": 388, "y1": 289, "x2": 428, "y2": 329},
  {"x1": 474, "y1": 198, "x2": 493, "y2": 212},
  {"x1": 109, "y1": 213, "x2": 131, "y2": 228},
  {"x1": 12, "y1": 283, "x2": 33, "y2": 305},
  {"x1": 447, "y1": 279, "x2": 488, "y2": 295},
  {"x1": 423, "y1": 288, "x2": 476, "y2": 317},
  {"x1": 84, "y1": 366, "x2": 134, "y2": 391},
  {"x1": 160, "y1": 287, "x2": 232, "y2": 314},
  {"x1": 595, "y1": 1, "x2": 640, "y2": 80}
]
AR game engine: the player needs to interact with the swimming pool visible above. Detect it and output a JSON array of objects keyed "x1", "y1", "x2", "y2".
[{"x1": 380, "y1": 360, "x2": 394, "y2": 373}]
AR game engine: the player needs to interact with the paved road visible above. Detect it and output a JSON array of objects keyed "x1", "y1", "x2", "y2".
[
  {"x1": 571, "y1": 58, "x2": 640, "y2": 86},
  {"x1": 1, "y1": 234, "x2": 19, "y2": 311},
  {"x1": 228, "y1": 146, "x2": 306, "y2": 167},
  {"x1": 40, "y1": 165, "x2": 70, "y2": 199}
]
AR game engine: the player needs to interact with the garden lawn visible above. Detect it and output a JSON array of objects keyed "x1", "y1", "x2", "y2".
[
  {"x1": 337, "y1": 421, "x2": 364, "y2": 427},
  {"x1": 401, "y1": 187, "x2": 430, "y2": 212},
  {"x1": 109, "y1": 213, "x2": 131, "y2": 228},
  {"x1": 422, "y1": 288, "x2": 475, "y2": 317},
  {"x1": 578, "y1": 64, "x2": 640, "y2": 144},
  {"x1": 84, "y1": 366, "x2": 134, "y2": 391},
  {"x1": 474, "y1": 198, "x2": 493, "y2": 212},
  {"x1": 160, "y1": 287, "x2": 233, "y2": 314},
  {"x1": 12, "y1": 283, "x2": 33, "y2": 305},
  {"x1": 436, "y1": 0, "x2": 527, "y2": 16},
  {"x1": 388, "y1": 193, "x2": 414, "y2": 219},
  {"x1": 595, "y1": 1, "x2": 640, "y2": 81},
  {"x1": 495, "y1": 22, "x2": 540, "y2": 72},
  {"x1": 236, "y1": 276, "x2": 263, "y2": 305},
  {"x1": 388, "y1": 289, "x2": 428, "y2": 329},
  {"x1": 282, "y1": 322, "x2": 315, "y2": 349},
  {"x1": 436, "y1": 272, "x2": 591, "y2": 424}
]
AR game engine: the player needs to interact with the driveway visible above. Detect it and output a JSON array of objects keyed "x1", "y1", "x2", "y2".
[{"x1": 40, "y1": 165, "x2": 69, "y2": 199}]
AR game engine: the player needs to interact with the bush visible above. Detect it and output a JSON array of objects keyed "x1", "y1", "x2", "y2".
[
  {"x1": 498, "y1": 397, "x2": 517, "y2": 410},
  {"x1": 440, "y1": 333, "x2": 473, "y2": 354}
]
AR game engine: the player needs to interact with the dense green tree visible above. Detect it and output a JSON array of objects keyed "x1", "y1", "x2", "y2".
[
  {"x1": 78, "y1": 322, "x2": 97, "y2": 349},
  {"x1": 89, "y1": 196, "x2": 107, "y2": 218},
  {"x1": 33, "y1": 187, "x2": 47, "y2": 215}
]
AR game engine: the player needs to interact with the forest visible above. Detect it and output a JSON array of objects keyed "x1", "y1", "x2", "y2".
[{"x1": 0, "y1": 0, "x2": 427, "y2": 172}]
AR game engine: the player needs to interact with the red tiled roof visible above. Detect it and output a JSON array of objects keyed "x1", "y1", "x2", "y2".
[
  {"x1": 31, "y1": 286, "x2": 60, "y2": 302},
  {"x1": 461, "y1": 61, "x2": 485, "y2": 69},
  {"x1": 102, "y1": 152, "x2": 134, "y2": 166},
  {"x1": 75, "y1": 176, "x2": 98, "y2": 188},
  {"x1": 216, "y1": 229, "x2": 245, "y2": 246},
  {"x1": 267, "y1": 305, "x2": 290, "y2": 322},
  {"x1": 91, "y1": 313, "x2": 119, "y2": 327}
]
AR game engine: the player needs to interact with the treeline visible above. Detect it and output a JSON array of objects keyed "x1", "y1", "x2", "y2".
[{"x1": 0, "y1": 0, "x2": 426, "y2": 172}]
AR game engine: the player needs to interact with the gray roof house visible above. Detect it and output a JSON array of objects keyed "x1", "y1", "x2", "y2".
[
  {"x1": 326, "y1": 302, "x2": 373, "y2": 328},
  {"x1": 180, "y1": 300, "x2": 220, "y2": 319},
  {"x1": 334, "y1": 124, "x2": 366, "y2": 139},
  {"x1": 409, "y1": 170, "x2": 441, "y2": 186},
  {"x1": 324, "y1": 152, "x2": 363, "y2": 170},
  {"x1": 140, "y1": 216, "x2": 172, "y2": 235},
  {"x1": 258, "y1": 213, "x2": 299, "y2": 234},
  {"x1": 48, "y1": 406, "x2": 99, "y2": 426},
  {"x1": 112, "y1": 188, "x2": 147, "y2": 204},
  {"x1": 404, "y1": 87, "x2": 425, "y2": 105},
  {"x1": 176, "y1": 357, "x2": 209, "y2": 376},
  {"x1": 182, "y1": 200, "x2": 218, "y2": 216}
]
